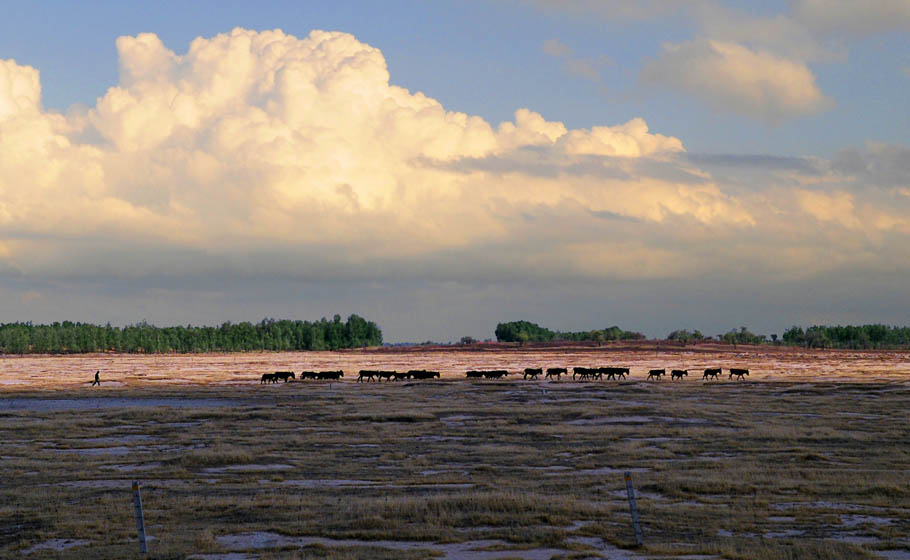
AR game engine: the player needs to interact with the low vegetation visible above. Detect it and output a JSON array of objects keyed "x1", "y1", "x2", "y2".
[{"x1": 1, "y1": 375, "x2": 907, "y2": 559}]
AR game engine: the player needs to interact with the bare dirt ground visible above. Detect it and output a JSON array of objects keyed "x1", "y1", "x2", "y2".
[
  {"x1": 1, "y1": 343, "x2": 908, "y2": 388},
  {"x1": 1, "y1": 345, "x2": 908, "y2": 559}
]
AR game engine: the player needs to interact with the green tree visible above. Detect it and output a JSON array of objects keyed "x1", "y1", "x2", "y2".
[{"x1": 667, "y1": 329, "x2": 704, "y2": 346}]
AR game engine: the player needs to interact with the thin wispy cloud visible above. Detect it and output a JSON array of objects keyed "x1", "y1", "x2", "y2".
[
  {"x1": 542, "y1": 38, "x2": 610, "y2": 82},
  {"x1": 641, "y1": 39, "x2": 834, "y2": 123}
]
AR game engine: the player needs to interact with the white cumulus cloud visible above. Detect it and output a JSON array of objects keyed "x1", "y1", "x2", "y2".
[
  {"x1": 0, "y1": 59, "x2": 42, "y2": 120},
  {"x1": 0, "y1": 27, "x2": 905, "y2": 291}
]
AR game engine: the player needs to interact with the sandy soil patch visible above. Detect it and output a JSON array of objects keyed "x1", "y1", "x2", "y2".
[
  {"x1": 102, "y1": 462, "x2": 162, "y2": 472},
  {"x1": 0, "y1": 397, "x2": 238, "y2": 410},
  {"x1": 216, "y1": 531, "x2": 639, "y2": 559},
  {"x1": 203, "y1": 464, "x2": 294, "y2": 474},
  {"x1": 23, "y1": 539, "x2": 90, "y2": 554},
  {"x1": 188, "y1": 555, "x2": 256, "y2": 560}
]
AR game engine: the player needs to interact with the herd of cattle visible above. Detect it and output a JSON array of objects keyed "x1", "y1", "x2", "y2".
[{"x1": 259, "y1": 367, "x2": 750, "y2": 384}]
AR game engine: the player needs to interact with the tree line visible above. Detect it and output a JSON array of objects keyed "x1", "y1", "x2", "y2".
[
  {"x1": 781, "y1": 324, "x2": 910, "y2": 349},
  {"x1": 495, "y1": 320, "x2": 645, "y2": 344},
  {"x1": 495, "y1": 320, "x2": 910, "y2": 350},
  {"x1": 668, "y1": 324, "x2": 910, "y2": 349},
  {"x1": 0, "y1": 315, "x2": 382, "y2": 354}
]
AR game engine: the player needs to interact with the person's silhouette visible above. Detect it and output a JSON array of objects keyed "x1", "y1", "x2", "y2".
[{"x1": 91, "y1": 370, "x2": 100, "y2": 387}]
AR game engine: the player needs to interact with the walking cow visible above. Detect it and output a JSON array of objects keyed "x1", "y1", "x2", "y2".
[
  {"x1": 703, "y1": 368, "x2": 721, "y2": 381},
  {"x1": 604, "y1": 367, "x2": 629, "y2": 380},
  {"x1": 545, "y1": 368, "x2": 567, "y2": 380},
  {"x1": 273, "y1": 371, "x2": 295, "y2": 382},
  {"x1": 409, "y1": 370, "x2": 440, "y2": 380}
]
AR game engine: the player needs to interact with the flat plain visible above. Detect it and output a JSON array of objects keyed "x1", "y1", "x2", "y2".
[{"x1": 1, "y1": 344, "x2": 908, "y2": 559}]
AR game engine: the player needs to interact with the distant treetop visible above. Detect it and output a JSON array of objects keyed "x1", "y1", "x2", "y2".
[{"x1": 494, "y1": 320, "x2": 644, "y2": 344}]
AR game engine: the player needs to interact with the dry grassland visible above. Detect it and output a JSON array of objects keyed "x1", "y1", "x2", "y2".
[{"x1": 0, "y1": 345, "x2": 908, "y2": 559}]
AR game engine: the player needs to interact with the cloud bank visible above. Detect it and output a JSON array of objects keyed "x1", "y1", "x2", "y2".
[
  {"x1": 791, "y1": 0, "x2": 910, "y2": 36},
  {"x1": 531, "y1": 1, "x2": 909, "y2": 123},
  {"x1": 0, "y1": 28, "x2": 908, "y2": 333}
]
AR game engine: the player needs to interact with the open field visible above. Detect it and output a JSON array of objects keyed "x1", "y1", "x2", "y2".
[
  {"x1": 1, "y1": 346, "x2": 908, "y2": 559},
  {"x1": 2, "y1": 343, "x2": 910, "y2": 388}
]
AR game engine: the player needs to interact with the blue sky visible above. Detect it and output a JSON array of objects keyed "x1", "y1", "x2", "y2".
[{"x1": 0, "y1": 1, "x2": 909, "y2": 341}]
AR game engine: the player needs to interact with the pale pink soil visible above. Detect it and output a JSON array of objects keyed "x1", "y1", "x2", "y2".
[{"x1": 1, "y1": 345, "x2": 908, "y2": 390}]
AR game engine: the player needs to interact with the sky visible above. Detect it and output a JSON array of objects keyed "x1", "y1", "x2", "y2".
[{"x1": 1, "y1": 1, "x2": 909, "y2": 342}]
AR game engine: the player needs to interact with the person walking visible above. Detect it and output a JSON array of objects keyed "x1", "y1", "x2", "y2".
[{"x1": 91, "y1": 370, "x2": 101, "y2": 387}]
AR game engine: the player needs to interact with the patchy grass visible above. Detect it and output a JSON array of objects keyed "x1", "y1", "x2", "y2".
[{"x1": 1, "y1": 350, "x2": 908, "y2": 559}]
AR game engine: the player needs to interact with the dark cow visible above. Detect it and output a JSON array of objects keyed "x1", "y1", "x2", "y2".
[
  {"x1": 573, "y1": 367, "x2": 596, "y2": 380},
  {"x1": 483, "y1": 370, "x2": 509, "y2": 379},
  {"x1": 545, "y1": 367, "x2": 567, "y2": 380},
  {"x1": 465, "y1": 370, "x2": 484, "y2": 378},
  {"x1": 670, "y1": 369, "x2": 688, "y2": 380},
  {"x1": 358, "y1": 370, "x2": 377, "y2": 383},
  {"x1": 299, "y1": 371, "x2": 318, "y2": 380},
  {"x1": 260, "y1": 373, "x2": 277, "y2": 384},
  {"x1": 703, "y1": 368, "x2": 721, "y2": 381},
  {"x1": 604, "y1": 367, "x2": 630, "y2": 380},
  {"x1": 409, "y1": 370, "x2": 440, "y2": 380},
  {"x1": 273, "y1": 371, "x2": 295, "y2": 382},
  {"x1": 523, "y1": 368, "x2": 543, "y2": 380},
  {"x1": 647, "y1": 369, "x2": 665, "y2": 380},
  {"x1": 392, "y1": 371, "x2": 412, "y2": 381},
  {"x1": 376, "y1": 370, "x2": 396, "y2": 382},
  {"x1": 729, "y1": 368, "x2": 749, "y2": 380},
  {"x1": 317, "y1": 370, "x2": 344, "y2": 380}
]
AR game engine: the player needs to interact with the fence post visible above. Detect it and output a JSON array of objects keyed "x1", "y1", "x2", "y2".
[
  {"x1": 624, "y1": 471, "x2": 643, "y2": 547},
  {"x1": 132, "y1": 481, "x2": 148, "y2": 554}
]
